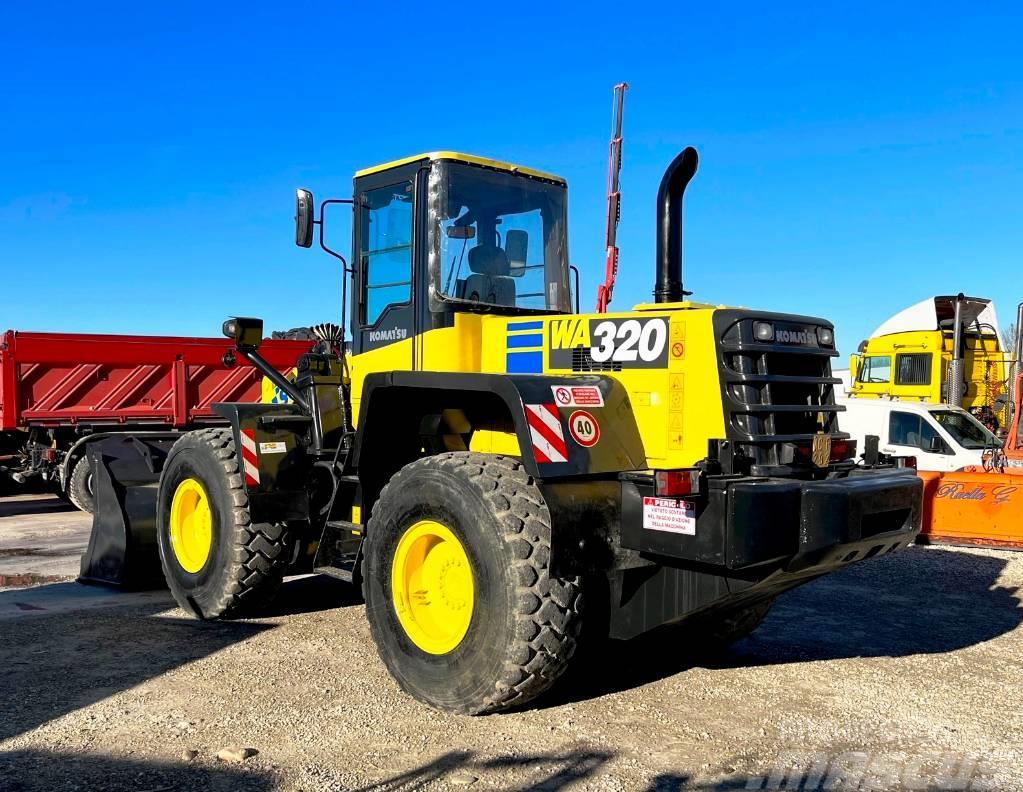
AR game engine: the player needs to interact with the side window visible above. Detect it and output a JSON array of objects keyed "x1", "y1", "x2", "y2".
[
  {"x1": 859, "y1": 355, "x2": 892, "y2": 383},
  {"x1": 919, "y1": 420, "x2": 947, "y2": 454},
  {"x1": 362, "y1": 182, "x2": 413, "y2": 326},
  {"x1": 895, "y1": 353, "x2": 932, "y2": 385},
  {"x1": 889, "y1": 411, "x2": 921, "y2": 446}
]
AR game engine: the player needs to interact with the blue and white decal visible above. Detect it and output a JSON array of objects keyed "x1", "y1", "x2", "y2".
[{"x1": 505, "y1": 320, "x2": 544, "y2": 373}]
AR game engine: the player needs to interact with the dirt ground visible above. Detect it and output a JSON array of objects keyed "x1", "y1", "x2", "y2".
[{"x1": 1, "y1": 494, "x2": 1021, "y2": 791}]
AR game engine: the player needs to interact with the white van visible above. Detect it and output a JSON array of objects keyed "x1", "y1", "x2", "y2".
[{"x1": 838, "y1": 398, "x2": 1001, "y2": 472}]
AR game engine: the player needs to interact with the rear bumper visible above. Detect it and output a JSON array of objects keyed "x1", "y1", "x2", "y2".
[
  {"x1": 593, "y1": 467, "x2": 922, "y2": 639},
  {"x1": 620, "y1": 468, "x2": 922, "y2": 573}
]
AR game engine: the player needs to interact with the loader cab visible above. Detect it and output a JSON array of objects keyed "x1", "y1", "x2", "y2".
[{"x1": 349, "y1": 152, "x2": 572, "y2": 357}]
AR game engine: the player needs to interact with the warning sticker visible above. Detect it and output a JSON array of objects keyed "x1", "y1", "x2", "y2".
[
  {"x1": 259, "y1": 441, "x2": 287, "y2": 454},
  {"x1": 642, "y1": 497, "x2": 696, "y2": 535},
  {"x1": 551, "y1": 385, "x2": 605, "y2": 408},
  {"x1": 568, "y1": 410, "x2": 600, "y2": 447}
]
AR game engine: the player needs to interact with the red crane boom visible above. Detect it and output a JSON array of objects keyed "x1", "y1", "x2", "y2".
[{"x1": 595, "y1": 82, "x2": 628, "y2": 313}]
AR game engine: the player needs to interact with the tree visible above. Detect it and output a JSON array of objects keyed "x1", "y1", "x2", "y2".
[{"x1": 1004, "y1": 322, "x2": 1019, "y2": 358}]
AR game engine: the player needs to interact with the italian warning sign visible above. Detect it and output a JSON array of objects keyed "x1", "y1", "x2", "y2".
[
  {"x1": 551, "y1": 385, "x2": 604, "y2": 408},
  {"x1": 568, "y1": 410, "x2": 600, "y2": 447},
  {"x1": 642, "y1": 497, "x2": 696, "y2": 535}
]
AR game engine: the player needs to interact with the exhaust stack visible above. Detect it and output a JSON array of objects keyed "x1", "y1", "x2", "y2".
[
  {"x1": 654, "y1": 147, "x2": 699, "y2": 303},
  {"x1": 948, "y1": 293, "x2": 966, "y2": 408},
  {"x1": 1013, "y1": 301, "x2": 1023, "y2": 413}
]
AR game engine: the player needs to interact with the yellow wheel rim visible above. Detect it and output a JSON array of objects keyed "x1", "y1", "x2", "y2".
[
  {"x1": 390, "y1": 519, "x2": 475, "y2": 655},
  {"x1": 169, "y1": 477, "x2": 214, "y2": 574}
]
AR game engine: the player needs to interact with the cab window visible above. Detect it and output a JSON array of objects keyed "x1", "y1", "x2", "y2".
[
  {"x1": 361, "y1": 182, "x2": 413, "y2": 326},
  {"x1": 889, "y1": 411, "x2": 947, "y2": 453},
  {"x1": 895, "y1": 353, "x2": 931, "y2": 385},
  {"x1": 859, "y1": 355, "x2": 892, "y2": 383}
]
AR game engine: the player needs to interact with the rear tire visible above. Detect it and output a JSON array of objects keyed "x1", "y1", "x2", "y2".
[
  {"x1": 156, "y1": 428, "x2": 290, "y2": 619},
  {"x1": 67, "y1": 454, "x2": 95, "y2": 514},
  {"x1": 363, "y1": 452, "x2": 583, "y2": 714}
]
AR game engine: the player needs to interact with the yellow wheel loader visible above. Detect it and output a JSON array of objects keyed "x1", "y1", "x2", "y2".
[{"x1": 91, "y1": 147, "x2": 922, "y2": 714}]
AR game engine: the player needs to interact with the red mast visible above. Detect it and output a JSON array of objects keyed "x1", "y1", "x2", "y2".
[{"x1": 595, "y1": 82, "x2": 628, "y2": 313}]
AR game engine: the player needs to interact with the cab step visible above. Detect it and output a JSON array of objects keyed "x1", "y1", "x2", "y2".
[{"x1": 312, "y1": 519, "x2": 363, "y2": 584}]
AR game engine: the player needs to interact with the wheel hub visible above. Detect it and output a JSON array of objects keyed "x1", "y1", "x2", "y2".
[
  {"x1": 391, "y1": 520, "x2": 475, "y2": 654},
  {"x1": 169, "y1": 477, "x2": 213, "y2": 574}
]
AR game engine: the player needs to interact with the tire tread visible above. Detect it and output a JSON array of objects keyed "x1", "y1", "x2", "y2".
[{"x1": 364, "y1": 451, "x2": 582, "y2": 714}]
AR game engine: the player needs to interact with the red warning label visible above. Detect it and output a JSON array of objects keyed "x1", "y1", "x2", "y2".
[{"x1": 551, "y1": 385, "x2": 604, "y2": 408}]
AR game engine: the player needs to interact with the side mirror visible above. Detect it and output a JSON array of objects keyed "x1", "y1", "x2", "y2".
[
  {"x1": 506, "y1": 230, "x2": 528, "y2": 277},
  {"x1": 295, "y1": 189, "x2": 315, "y2": 248},
  {"x1": 927, "y1": 435, "x2": 945, "y2": 454},
  {"x1": 222, "y1": 317, "x2": 264, "y2": 352}
]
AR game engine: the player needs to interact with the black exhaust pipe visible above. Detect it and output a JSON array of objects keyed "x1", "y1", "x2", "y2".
[{"x1": 654, "y1": 146, "x2": 699, "y2": 303}]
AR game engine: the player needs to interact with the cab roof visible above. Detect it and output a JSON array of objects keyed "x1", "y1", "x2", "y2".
[{"x1": 354, "y1": 151, "x2": 566, "y2": 185}]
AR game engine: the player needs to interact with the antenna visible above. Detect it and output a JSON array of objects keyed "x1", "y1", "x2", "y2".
[{"x1": 595, "y1": 82, "x2": 628, "y2": 313}]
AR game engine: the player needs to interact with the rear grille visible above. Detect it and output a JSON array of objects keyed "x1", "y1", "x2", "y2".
[
  {"x1": 716, "y1": 313, "x2": 846, "y2": 466},
  {"x1": 571, "y1": 346, "x2": 621, "y2": 372}
]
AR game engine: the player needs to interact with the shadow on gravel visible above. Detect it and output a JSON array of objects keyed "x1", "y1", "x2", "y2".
[
  {"x1": 0, "y1": 600, "x2": 274, "y2": 742},
  {"x1": 247, "y1": 573, "x2": 363, "y2": 618},
  {"x1": 0, "y1": 494, "x2": 76, "y2": 518},
  {"x1": 351, "y1": 748, "x2": 613, "y2": 791},
  {"x1": 551, "y1": 545, "x2": 1022, "y2": 707},
  {"x1": 0, "y1": 749, "x2": 275, "y2": 792}
]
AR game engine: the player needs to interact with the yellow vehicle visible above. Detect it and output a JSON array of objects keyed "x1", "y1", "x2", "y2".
[
  {"x1": 848, "y1": 295, "x2": 1010, "y2": 420},
  {"x1": 93, "y1": 147, "x2": 921, "y2": 715}
]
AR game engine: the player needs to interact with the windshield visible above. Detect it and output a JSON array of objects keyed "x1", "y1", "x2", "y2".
[
  {"x1": 429, "y1": 160, "x2": 571, "y2": 313},
  {"x1": 931, "y1": 410, "x2": 1000, "y2": 450}
]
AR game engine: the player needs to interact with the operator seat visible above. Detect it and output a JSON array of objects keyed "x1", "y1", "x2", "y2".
[{"x1": 463, "y1": 244, "x2": 516, "y2": 306}]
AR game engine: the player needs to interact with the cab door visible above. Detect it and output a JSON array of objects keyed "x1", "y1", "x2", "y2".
[
  {"x1": 884, "y1": 410, "x2": 956, "y2": 471},
  {"x1": 349, "y1": 168, "x2": 420, "y2": 418}
]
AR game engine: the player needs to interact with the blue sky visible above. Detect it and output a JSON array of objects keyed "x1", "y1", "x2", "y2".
[{"x1": 1, "y1": 2, "x2": 1020, "y2": 358}]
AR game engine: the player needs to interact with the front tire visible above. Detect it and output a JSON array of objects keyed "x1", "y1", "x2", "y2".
[
  {"x1": 363, "y1": 452, "x2": 583, "y2": 714},
  {"x1": 156, "y1": 428, "x2": 290, "y2": 619}
]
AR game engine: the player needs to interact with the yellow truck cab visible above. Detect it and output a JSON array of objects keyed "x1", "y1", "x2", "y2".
[{"x1": 849, "y1": 295, "x2": 1009, "y2": 421}]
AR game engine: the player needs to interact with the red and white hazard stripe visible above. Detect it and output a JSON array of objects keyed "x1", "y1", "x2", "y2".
[
  {"x1": 524, "y1": 403, "x2": 569, "y2": 464},
  {"x1": 239, "y1": 429, "x2": 260, "y2": 486}
]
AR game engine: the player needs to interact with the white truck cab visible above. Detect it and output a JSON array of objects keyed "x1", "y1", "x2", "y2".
[{"x1": 838, "y1": 398, "x2": 1001, "y2": 472}]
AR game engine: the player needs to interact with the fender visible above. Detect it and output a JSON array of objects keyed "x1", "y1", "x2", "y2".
[
  {"x1": 352, "y1": 371, "x2": 647, "y2": 481},
  {"x1": 211, "y1": 403, "x2": 313, "y2": 523}
]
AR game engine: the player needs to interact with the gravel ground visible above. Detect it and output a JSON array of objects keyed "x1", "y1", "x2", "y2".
[{"x1": 1, "y1": 496, "x2": 1021, "y2": 791}]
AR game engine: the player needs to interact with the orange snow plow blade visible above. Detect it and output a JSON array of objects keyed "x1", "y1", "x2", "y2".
[{"x1": 919, "y1": 469, "x2": 1023, "y2": 549}]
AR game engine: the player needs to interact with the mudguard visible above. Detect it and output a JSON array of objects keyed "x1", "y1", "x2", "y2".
[
  {"x1": 353, "y1": 371, "x2": 647, "y2": 480},
  {"x1": 211, "y1": 403, "x2": 313, "y2": 524}
]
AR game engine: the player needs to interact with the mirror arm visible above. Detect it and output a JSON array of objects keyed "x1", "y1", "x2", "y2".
[
  {"x1": 317, "y1": 198, "x2": 354, "y2": 273},
  {"x1": 570, "y1": 265, "x2": 581, "y2": 314}
]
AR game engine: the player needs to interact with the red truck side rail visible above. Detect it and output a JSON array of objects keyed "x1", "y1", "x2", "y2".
[{"x1": 0, "y1": 331, "x2": 314, "y2": 431}]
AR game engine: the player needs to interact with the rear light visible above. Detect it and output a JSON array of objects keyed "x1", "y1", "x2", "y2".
[
  {"x1": 898, "y1": 456, "x2": 917, "y2": 469},
  {"x1": 794, "y1": 437, "x2": 857, "y2": 464},
  {"x1": 830, "y1": 439, "x2": 851, "y2": 461},
  {"x1": 655, "y1": 469, "x2": 700, "y2": 497}
]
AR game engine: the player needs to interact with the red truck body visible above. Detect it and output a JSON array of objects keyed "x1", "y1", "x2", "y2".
[
  {"x1": 0, "y1": 331, "x2": 312, "y2": 430},
  {"x1": 0, "y1": 330, "x2": 314, "y2": 506}
]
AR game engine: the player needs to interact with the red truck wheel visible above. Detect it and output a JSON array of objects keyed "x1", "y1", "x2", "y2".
[{"x1": 67, "y1": 455, "x2": 95, "y2": 514}]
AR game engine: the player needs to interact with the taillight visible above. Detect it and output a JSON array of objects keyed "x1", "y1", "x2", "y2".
[
  {"x1": 794, "y1": 438, "x2": 856, "y2": 464},
  {"x1": 830, "y1": 439, "x2": 852, "y2": 461},
  {"x1": 655, "y1": 469, "x2": 700, "y2": 497},
  {"x1": 898, "y1": 456, "x2": 917, "y2": 469}
]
